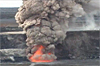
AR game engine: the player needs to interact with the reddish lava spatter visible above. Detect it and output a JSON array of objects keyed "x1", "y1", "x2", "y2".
[{"x1": 29, "y1": 45, "x2": 54, "y2": 62}]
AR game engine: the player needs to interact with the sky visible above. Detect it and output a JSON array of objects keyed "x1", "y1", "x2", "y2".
[
  {"x1": 0, "y1": 0, "x2": 100, "y2": 8},
  {"x1": 0, "y1": 0, "x2": 22, "y2": 7}
]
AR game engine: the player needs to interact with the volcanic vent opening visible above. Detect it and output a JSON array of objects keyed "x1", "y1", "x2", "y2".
[{"x1": 29, "y1": 45, "x2": 55, "y2": 62}]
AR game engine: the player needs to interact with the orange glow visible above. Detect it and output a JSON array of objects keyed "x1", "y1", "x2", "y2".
[{"x1": 29, "y1": 45, "x2": 54, "y2": 62}]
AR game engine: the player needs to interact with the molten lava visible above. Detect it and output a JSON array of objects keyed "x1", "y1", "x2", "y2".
[{"x1": 29, "y1": 45, "x2": 54, "y2": 62}]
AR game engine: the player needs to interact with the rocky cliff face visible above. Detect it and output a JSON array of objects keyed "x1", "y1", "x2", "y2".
[{"x1": 1, "y1": 31, "x2": 99, "y2": 60}]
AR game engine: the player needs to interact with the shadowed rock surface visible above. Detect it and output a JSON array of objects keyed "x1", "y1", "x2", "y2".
[{"x1": 0, "y1": 31, "x2": 99, "y2": 61}]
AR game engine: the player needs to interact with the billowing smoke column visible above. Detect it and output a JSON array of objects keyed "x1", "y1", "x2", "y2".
[{"x1": 15, "y1": 0, "x2": 91, "y2": 62}]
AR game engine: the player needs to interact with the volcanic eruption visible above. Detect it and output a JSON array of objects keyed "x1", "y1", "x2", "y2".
[
  {"x1": 29, "y1": 45, "x2": 55, "y2": 62},
  {"x1": 15, "y1": 0, "x2": 91, "y2": 62}
]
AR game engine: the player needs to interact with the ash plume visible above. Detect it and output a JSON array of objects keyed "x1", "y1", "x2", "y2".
[{"x1": 15, "y1": 0, "x2": 91, "y2": 61}]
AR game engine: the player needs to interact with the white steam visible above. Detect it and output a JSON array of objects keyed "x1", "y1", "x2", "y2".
[{"x1": 85, "y1": 12, "x2": 96, "y2": 30}]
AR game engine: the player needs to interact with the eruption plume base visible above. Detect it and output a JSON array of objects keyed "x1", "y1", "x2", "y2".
[{"x1": 29, "y1": 45, "x2": 54, "y2": 62}]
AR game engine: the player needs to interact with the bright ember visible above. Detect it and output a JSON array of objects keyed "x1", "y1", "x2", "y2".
[{"x1": 29, "y1": 45, "x2": 54, "y2": 62}]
